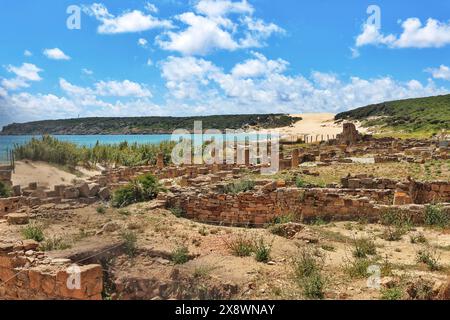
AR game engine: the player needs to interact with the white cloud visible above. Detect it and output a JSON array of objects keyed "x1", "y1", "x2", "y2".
[
  {"x1": 1, "y1": 63, "x2": 43, "y2": 90},
  {"x1": 147, "y1": 58, "x2": 154, "y2": 66},
  {"x1": 24, "y1": 50, "x2": 32, "y2": 57},
  {"x1": 156, "y1": 0, "x2": 283, "y2": 55},
  {"x1": 60, "y1": 78, "x2": 152, "y2": 98},
  {"x1": 138, "y1": 38, "x2": 148, "y2": 47},
  {"x1": 145, "y1": 2, "x2": 158, "y2": 14},
  {"x1": 231, "y1": 52, "x2": 288, "y2": 78},
  {"x1": 195, "y1": 0, "x2": 254, "y2": 17},
  {"x1": 356, "y1": 24, "x2": 396, "y2": 47},
  {"x1": 82, "y1": 68, "x2": 94, "y2": 75},
  {"x1": 425, "y1": 65, "x2": 450, "y2": 81},
  {"x1": 160, "y1": 53, "x2": 449, "y2": 114},
  {"x1": 83, "y1": 3, "x2": 172, "y2": 34},
  {"x1": 43, "y1": 48, "x2": 71, "y2": 60},
  {"x1": 95, "y1": 80, "x2": 152, "y2": 97},
  {"x1": 157, "y1": 12, "x2": 239, "y2": 55},
  {"x1": 6, "y1": 63, "x2": 42, "y2": 81},
  {"x1": 395, "y1": 18, "x2": 450, "y2": 48},
  {"x1": 355, "y1": 18, "x2": 450, "y2": 49},
  {"x1": 161, "y1": 56, "x2": 220, "y2": 99}
]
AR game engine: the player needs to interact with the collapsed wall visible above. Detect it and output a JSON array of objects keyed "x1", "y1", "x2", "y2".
[
  {"x1": 165, "y1": 181, "x2": 450, "y2": 226},
  {"x1": 0, "y1": 241, "x2": 103, "y2": 300}
]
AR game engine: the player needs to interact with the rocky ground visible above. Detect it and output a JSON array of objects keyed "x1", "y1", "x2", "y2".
[{"x1": 2, "y1": 198, "x2": 449, "y2": 300}]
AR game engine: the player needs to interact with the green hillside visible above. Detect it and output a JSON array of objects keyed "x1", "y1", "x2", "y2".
[
  {"x1": 335, "y1": 94, "x2": 450, "y2": 135},
  {"x1": 1, "y1": 114, "x2": 301, "y2": 135}
]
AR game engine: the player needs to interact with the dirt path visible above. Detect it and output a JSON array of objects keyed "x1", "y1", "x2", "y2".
[{"x1": 12, "y1": 161, "x2": 99, "y2": 189}]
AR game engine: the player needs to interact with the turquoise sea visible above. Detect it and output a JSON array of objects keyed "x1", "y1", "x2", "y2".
[{"x1": 0, "y1": 133, "x2": 274, "y2": 162}]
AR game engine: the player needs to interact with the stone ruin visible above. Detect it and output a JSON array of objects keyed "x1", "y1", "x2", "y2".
[{"x1": 335, "y1": 122, "x2": 364, "y2": 145}]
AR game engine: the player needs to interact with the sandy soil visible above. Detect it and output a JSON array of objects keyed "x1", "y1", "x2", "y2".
[
  {"x1": 276, "y1": 113, "x2": 367, "y2": 139},
  {"x1": 11, "y1": 161, "x2": 99, "y2": 189}
]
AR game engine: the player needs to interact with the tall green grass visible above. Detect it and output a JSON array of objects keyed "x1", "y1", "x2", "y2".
[{"x1": 13, "y1": 135, "x2": 176, "y2": 168}]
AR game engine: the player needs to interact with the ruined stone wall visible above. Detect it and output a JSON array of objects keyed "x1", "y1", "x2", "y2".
[
  {"x1": 166, "y1": 186, "x2": 396, "y2": 225},
  {"x1": 0, "y1": 242, "x2": 103, "y2": 300}
]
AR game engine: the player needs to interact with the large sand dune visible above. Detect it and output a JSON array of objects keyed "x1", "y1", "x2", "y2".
[{"x1": 276, "y1": 113, "x2": 367, "y2": 138}]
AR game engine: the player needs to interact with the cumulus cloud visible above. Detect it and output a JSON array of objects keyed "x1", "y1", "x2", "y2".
[
  {"x1": 60, "y1": 78, "x2": 152, "y2": 98},
  {"x1": 156, "y1": 0, "x2": 284, "y2": 55},
  {"x1": 195, "y1": 0, "x2": 254, "y2": 17},
  {"x1": 43, "y1": 48, "x2": 71, "y2": 60},
  {"x1": 160, "y1": 53, "x2": 449, "y2": 114},
  {"x1": 355, "y1": 18, "x2": 450, "y2": 49},
  {"x1": 24, "y1": 50, "x2": 32, "y2": 57},
  {"x1": 425, "y1": 65, "x2": 450, "y2": 81},
  {"x1": 83, "y1": 3, "x2": 172, "y2": 34},
  {"x1": 1, "y1": 63, "x2": 43, "y2": 90}
]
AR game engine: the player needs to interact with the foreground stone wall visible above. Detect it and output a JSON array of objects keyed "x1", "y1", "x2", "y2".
[{"x1": 0, "y1": 242, "x2": 103, "y2": 300}]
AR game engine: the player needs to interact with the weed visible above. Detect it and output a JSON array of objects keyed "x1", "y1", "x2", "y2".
[
  {"x1": 169, "y1": 206, "x2": 184, "y2": 218},
  {"x1": 344, "y1": 258, "x2": 372, "y2": 279},
  {"x1": 120, "y1": 230, "x2": 138, "y2": 257},
  {"x1": 225, "y1": 233, "x2": 254, "y2": 257},
  {"x1": 424, "y1": 205, "x2": 449, "y2": 228},
  {"x1": 96, "y1": 205, "x2": 106, "y2": 214},
  {"x1": 40, "y1": 236, "x2": 71, "y2": 251},
  {"x1": 381, "y1": 287, "x2": 404, "y2": 300},
  {"x1": 0, "y1": 181, "x2": 11, "y2": 198},
  {"x1": 21, "y1": 223, "x2": 44, "y2": 242},
  {"x1": 254, "y1": 237, "x2": 272, "y2": 263},
  {"x1": 222, "y1": 180, "x2": 255, "y2": 195},
  {"x1": 293, "y1": 249, "x2": 325, "y2": 299},
  {"x1": 416, "y1": 248, "x2": 441, "y2": 271},
  {"x1": 410, "y1": 233, "x2": 428, "y2": 244},
  {"x1": 171, "y1": 246, "x2": 190, "y2": 264},
  {"x1": 353, "y1": 238, "x2": 377, "y2": 258},
  {"x1": 381, "y1": 227, "x2": 406, "y2": 241}
]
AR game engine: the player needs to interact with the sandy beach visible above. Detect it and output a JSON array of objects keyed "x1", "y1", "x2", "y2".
[{"x1": 12, "y1": 161, "x2": 99, "y2": 189}]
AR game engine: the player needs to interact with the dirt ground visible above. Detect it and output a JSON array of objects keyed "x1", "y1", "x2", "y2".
[{"x1": 3, "y1": 200, "x2": 449, "y2": 300}]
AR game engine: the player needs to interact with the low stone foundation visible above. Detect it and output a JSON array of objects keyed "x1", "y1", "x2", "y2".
[{"x1": 0, "y1": 242, "x2": 103, "y2": 300}]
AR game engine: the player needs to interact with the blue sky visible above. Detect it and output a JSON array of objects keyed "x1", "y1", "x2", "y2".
[{"x1": 0, "y1": 0, "x2": 450, "y2": 127}]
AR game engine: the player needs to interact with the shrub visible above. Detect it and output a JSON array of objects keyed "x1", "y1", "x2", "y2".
[
  {"x1": 96, "y1": 205, "x2": 106, "y2": 214},
  {"x1": 21, "y1": 223, "x2": 44, "y2": 242},
  {"x1": 424, "y1": 205, "x2": 449, "y2": 228},
  {"x1": 225, "y1": 233, "x2": 254, "y2": 257},
  {"x1": 295, "y1": 176, "x2": 307, "y2": 188},
  {"x1": 14, "y1": 135, "x2": 176, "y2": 168},
  {"x1": 222, "y1": 180, "x2": 255, "y2": 194},
  {"x1": 381, "y1": 287, "x2": 404, "y2": 300},
  {"x1": 112, "y1": 173, "x2": 165, "y2": 208},
  {"x1": 169, "y1": 206, "x2": 184, "y2": 218},
  {"x1": 0, "y1": 181, "x2": 11, "y2": 198},
  {"x1": 270, "y1": 213, "x2": 296, "y2": 225},
  {"x1": 120, "y1": 231, "x2": 138, "y2": 257},
  {"x1": 254, "y1": 238, "x2": 272, "y2": 263},
  {"x1": 40, "y1": 236, "x2": 71, "y2": 251},
  {"x1": 407, "y1": 279, "x2": 435, "y2": 300},
  {"x1": 353, "y1": 238, "x2": 377, "y2": 258},
  {"x1": 410, "y1": 233, "x2": 427, "y2": 244},
  {"x1": 380, "y1": 208, "x2": 413, "y2": 229},
  {"x1": 344, "y1": 258, "x2": 372, "y2": 279},
  {"x1": 416, "y1": 248, "x2": 441, "y2": 271},
  {"x1": 293, "y1": 249, "x2": 325, "y2": 299},
  {"x1": 171, "y1": 246, "x2": 190, "y2": 264},
  {"x1": 381, "y1": 227, "x2": 406, "y2": 241}
]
